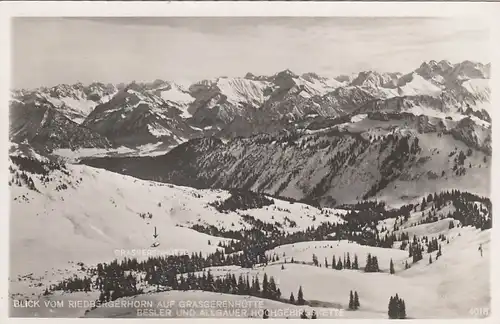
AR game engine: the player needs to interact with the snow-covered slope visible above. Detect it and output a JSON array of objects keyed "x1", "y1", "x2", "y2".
[
  {"x1": 18, "y1": 227, "x2": 488, "y2": 319},
  {"x1": 216, "y1": 78, "x2": 273, "y2": 107},
  {"x1": 157, "y1": 82, "x2": 195, "y2": 118},
  {"x1": 8, "y1": 151, "x2": 347, "y2": 282},
  {"x1": 396, "y1": 73, "x2": 443, "y2": 97}
]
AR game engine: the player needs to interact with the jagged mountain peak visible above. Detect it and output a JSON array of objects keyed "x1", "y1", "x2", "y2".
[
  {"x1": 301, "y1": 72, "x2": 323, "y2": 81},
  {"x1": 416, "y1": 59, "x2": 490, "y2": 84},
  {"x1": 350, "y1": 71, "x2": 400, "y2": 88},
  {"x1": 274, "y1": 69, "x2": 299, "y2": 79},
  {"x1": 279, "y1": 68, "x2": 297, "y2": 76},
  {"x1": 451, "y1": 60, "x2": 490, "y2": 80},
  {"x1": 437, "y1": 60, "x2": 453, "y2": 70}
]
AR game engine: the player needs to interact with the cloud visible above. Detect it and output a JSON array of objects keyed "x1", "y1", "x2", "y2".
[{"x1": 11, "y1": 17, "x2": 490, "y2": 89}]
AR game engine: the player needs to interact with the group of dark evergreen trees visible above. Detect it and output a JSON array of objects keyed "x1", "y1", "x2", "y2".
[
  {"x1": 9, "y1": 154, "x2": 74, "y2": 192},
  {"x1": 364, "y1": 135, "x2": 421, "y2": 199},
  {"x1": 312, "y1": 252, "x2": 360, "y2": 270},
  {"x1": 364, "y1": 254, "x2": 380, "y2": 272},
  {"x1": 10, "y1": 155, "x2": 67, "y2": 176},
  {"x1": 9, "y1": 169, "x2": 39, "y2": 191},
  {"x1": 52, "y1": 276, "x2": 92, "y2": 293},
  {"x1": 348, "y1": 290, "x2": 360, "y2": 310},
  {"x1": 195, "y1": 216, "x2": 401, "y2": 261},
  {"x1": 420, "y1": 190, "x2": 491, "y2": 230},
  {"x1": 164, "y1": 272, "x2": 284, "y2": 302},
  {"x1": 209, "y1": 189, "x2": 274, "y2": 213},
  {"x1": 289, "y1": 286, "x2": 306, "y2": 305},
  {"x1": 388, "y1": 294, "x2": 406, "y2": 319},
  {"x1": 48, "y1": 254, "x2": 312, "y2": 308}
]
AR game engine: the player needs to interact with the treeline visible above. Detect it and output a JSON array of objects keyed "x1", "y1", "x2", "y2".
[
  {"x1": 50, "y1": 254, "x2": 314, "y2": 309},
  {"x1": 311, "y1": 252, "x2": 379, "y2": 272},
  {"x1": 364, "y1": 135, "x2": 421, "y2": 199},
  {"x1": 422, "y1": 190, "x2": 491, "y2": 230},
  {"x1": 312, "y1": 252, "x2": 360, "y2": 270},
  {"x1": 197, "y1": 214, "x2": 407, "y2": 258},
  {"x1": 210, "y1": 189, "x2": 274, "y2": 212},
  {"x1": 9, "y1": 155, "x2": 67, "y2": 176},
  {"x1": 9, "y1": 168, "x2": 39, "y2": 192},
  {"x1": 171, "y1": 272, "x2": 284, "y2": 303}
]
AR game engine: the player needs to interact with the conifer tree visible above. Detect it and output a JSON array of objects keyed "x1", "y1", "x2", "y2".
[
  {"x1": 262, "y1": 273, "x2": 269, "y2": 298},
  {"x1": 269, "y1": 276, "x2": 278, "y2": 300},
  {"x1": 312, "y1": 254, "x2": 318, "y2": 266},
  {"x1": 429, "y1": 255, "x2": 433, "y2": 264},
  {"x1": 325, "y1": 257, "x2": 329, "y2": 268},
  {"x1": 311, "y1": 310, "x2": 317, "y2": 319},
  {"x1": 253, "y1": 277, "x2": 261, "y2": 295},
  {"x1": 245, "y1": 275, "x2": 251, "y2": 294},
  {"x1": 354, "y1": 291, "x2": 360, "y2": 310},
  {"x1": 366, "y1": 253, "x2": 372, "y2": 271},
  {"x1": 353, "y1": 254, "x2": 359, "y2": 270},
  {"x1": 237, "y1": 274, "x2": 245, "y2": 294},
  {"x1": 372, "y1": 256, "x2": 379, "y2": 272},
  {"x1": 349, "y1": 290, "x2": 354, "y2": 310},
  {"x1": 337, "y1": 257, "x2": 343, "y2": 270},
  {"x1": 297, "y1": 286, "x2": 305, "y2": 305},
  {"x1": 399, "y1": 299, "x2": 406, "y2": 319},
  {"x1": 300, "y1": 310, "x2": 308, "y2": 319},
  {"x1": 388, "y1": 296, "x2": 395, "y2": 319},
  {"x1": 289, "y1": 292, "x2": 295, "y2": 304},
  {"x1": 390, "y1": 259, "x2": 395, "y2": 274}
]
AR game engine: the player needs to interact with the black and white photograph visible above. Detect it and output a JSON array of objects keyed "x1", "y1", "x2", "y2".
[{"x1": 4, "y1": 4, "x2": 497, "y2": 320}]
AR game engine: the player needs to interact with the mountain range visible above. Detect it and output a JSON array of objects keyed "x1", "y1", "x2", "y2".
[
  {"x1": 9, "y1": 60, "x2": 492, "y2": 207},
  {"x1": 10, "y1": 60, "x2": 490, "y2": 150}
]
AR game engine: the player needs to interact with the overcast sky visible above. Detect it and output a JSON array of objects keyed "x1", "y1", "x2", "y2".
[{"x1": 11, "y1": 17, "x2": 491, "y2": 89}]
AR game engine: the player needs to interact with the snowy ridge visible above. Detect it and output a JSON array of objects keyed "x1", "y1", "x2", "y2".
[
  {"x1": 396, "y1": 73, "x2": 442, "y2": 97},
  {"x1": 216, "y1": 77, "x2": 273, "y2": 107},
  {"x1": 295, "y1": 74, "x2": 343, "y2": 96}
]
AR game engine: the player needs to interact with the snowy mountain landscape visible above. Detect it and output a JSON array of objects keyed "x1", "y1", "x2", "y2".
[{"x1": 8, "y1": 56, "x2": 493, "y2": 320}]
